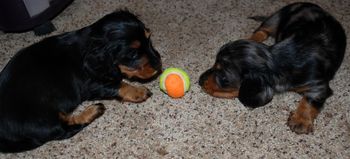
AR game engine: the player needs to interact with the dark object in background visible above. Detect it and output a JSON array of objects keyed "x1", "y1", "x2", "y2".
[{"x1": 0, "y1": 0, "x2": 73, "y2": 35}]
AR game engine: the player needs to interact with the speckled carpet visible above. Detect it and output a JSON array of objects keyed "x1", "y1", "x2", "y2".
[{"x1": 0, "y1": 0, "x2": 349, "y2": 158}]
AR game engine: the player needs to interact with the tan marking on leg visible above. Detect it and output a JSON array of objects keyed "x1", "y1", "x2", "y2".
[
  {"x1": 287, "y1": 97, "x2": 319, "y2": 134},
  {"x1": 59, "y1": 104, "x2": 105, "y2": 125}
]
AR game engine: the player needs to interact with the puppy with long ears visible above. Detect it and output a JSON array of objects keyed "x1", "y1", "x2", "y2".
[
  {"x1": 0, "y1": 10, "x2": 161, "y2": 153},
  {"x1": 199, "y1": 2, "x2": 346, "y2": 134}
]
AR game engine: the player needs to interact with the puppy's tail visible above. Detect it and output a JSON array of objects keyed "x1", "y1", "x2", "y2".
[{"x1": 248, "y1": 16, "x2": 268, "y2": 22}]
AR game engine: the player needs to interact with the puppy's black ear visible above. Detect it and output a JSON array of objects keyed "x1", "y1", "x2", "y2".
[
  {"x1": 83, "y1": 49, "x2": 122, "y2": 82},
  {"x1": 238, "y1": 76, "x2": 274, "y2": 108}
]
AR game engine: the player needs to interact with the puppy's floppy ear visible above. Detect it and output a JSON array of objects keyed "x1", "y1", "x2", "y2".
[
  {"x1": 83, "y1": 46, "x2": 122, "y2": 82},
  {"x1": 238, "y1": 76, "x2": 274, "y2": 108}
]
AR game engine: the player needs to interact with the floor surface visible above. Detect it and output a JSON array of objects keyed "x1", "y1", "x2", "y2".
[{"x1": 0, "y1": 0, "x2": 349, "y2": 158}]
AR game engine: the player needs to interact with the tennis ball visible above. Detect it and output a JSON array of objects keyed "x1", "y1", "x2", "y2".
[{"x1": 159, "y1": 68, "x2": 190, "y2": 98}]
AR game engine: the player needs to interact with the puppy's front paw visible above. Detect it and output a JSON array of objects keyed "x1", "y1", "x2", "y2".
[
  {"x1": 287, "y1": 111, "x2": 314, "y2": 134},
  {"x1": 119, "y1": 82, "x2": 152, "y2": 103},
  {"x1": 125, "y1": 86, "x2": 152, "y2": 103}
]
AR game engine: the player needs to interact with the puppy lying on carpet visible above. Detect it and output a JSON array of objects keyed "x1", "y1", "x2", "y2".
[
  {"x1": 199, "y1": 2, "x2": 346, "y2": 134},
  {"x1": 0, "y1": 10, "x2": 161, "y2": 153}
]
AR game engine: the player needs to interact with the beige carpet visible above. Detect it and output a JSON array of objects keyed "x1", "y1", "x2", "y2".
[{"x1": 0, "y1": 0, "x2": 349, "y2": 158}]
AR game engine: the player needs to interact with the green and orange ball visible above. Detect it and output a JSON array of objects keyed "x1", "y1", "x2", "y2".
[{"x1": 159, "y1": 68, "x2": 190, "y2": 98}]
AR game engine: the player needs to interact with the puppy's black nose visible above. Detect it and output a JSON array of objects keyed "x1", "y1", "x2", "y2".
[
  {"x1": 151, "y1": 62, "x2": 162, "y2": 77},
  {"x1": 199, "y1": 74, "x2": 207, "y2": 86},
  {"x1": 147, "y1": 91, "x2": 153, "y2": 97},
  {"x1": 199, "y1": 69, "x2": 213, "y2": 86}
]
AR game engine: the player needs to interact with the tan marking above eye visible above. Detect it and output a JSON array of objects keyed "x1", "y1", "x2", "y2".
[
  {"x1": 145, "y1": 29, "x2": 151, "y2": 38},
  {"x1": 214, "y1": 63, "x2": 222, "y2": 69},
  {"x1": 59, "y1": 104, "x2": 105, "y2": 125},
  {"x1": 130, "y1": 40, "x2": 141, "y2": 49},
  {"x1": 249, "y1": 30, "x2": 269, "y2": 42}
]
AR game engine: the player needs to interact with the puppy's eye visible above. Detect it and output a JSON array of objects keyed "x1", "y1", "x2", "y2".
[
  {"x1": 145, "y1": 28, "x2": 151, "y2": 39},
  {"x1": 221, "y1": 76, "x2": 228, "y2": 82},
  {"x1": 216, "y1": 73, "x2": 229, "y2": 87},
  {"x1": 126, "y1": 51, "x2": 139, "y2": 60},
  {"x1": 220, "y1": 76, "x2": 229, "y2": 85}
]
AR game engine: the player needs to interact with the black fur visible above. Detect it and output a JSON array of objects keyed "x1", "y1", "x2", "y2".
[
  {"x1": 199, "y1": 3, "x2": 346, "y2": 108},
  {"x1": 0, "y1": 10, "x2": 161, "y2": 153}
]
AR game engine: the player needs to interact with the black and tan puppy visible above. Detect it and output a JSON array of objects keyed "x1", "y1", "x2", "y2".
[
  {"x1": 0, "y1": 10, "x2": 161, "y2": 153},
  {"x1": 199, "y1": 2, "x2": 346, "y2": 134}
]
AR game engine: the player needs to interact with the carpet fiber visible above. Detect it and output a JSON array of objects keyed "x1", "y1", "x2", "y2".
[{"x1": 0, "y1": 0, "x2": 349, "y2": 158}]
